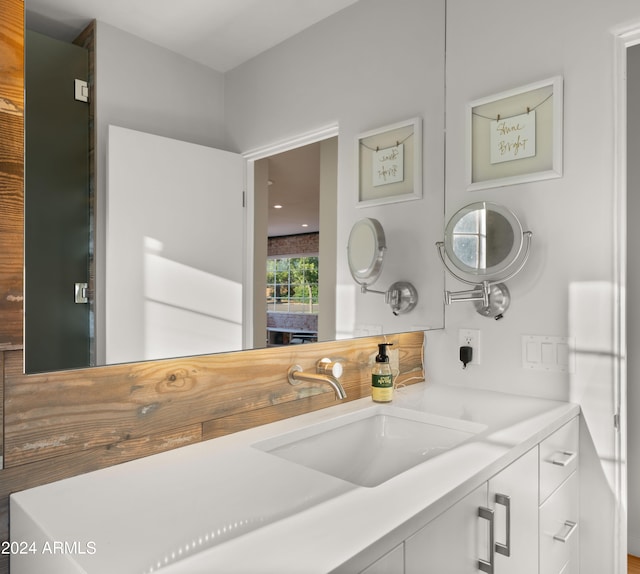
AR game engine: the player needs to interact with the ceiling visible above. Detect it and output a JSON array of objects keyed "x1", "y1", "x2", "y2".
[
  {"x1": 25, "y1": 0, "x2": 348, "y2": 238},
  {"x1": 267, "y1": 142, "x2": 321, "y2": 238},
  {"x1": 25, "y1": 0, "x2": 360, "y2": 73}
]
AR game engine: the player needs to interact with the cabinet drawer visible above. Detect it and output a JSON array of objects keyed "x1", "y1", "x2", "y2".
[
  {"x1": 540, "y1": 471, "x2": 579, "y2": 574},
  {"x1": 405, "y1": 483, "x2": 488, "y2": 574},
  {"x1": 539, "y1": 417, "x2": 579, "y2": 504},
  {"x1": 359, "y1": 544, "x2": 404, "y2": 574}
]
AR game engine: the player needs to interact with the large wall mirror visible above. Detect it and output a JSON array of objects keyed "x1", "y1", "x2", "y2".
[{"x1": 21, "y1": 0, "x2": 446, "y2": 373}]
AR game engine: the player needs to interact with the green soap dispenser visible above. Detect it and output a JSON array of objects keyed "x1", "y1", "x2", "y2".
[{"x1": 372, "y1": 343, "x2": 393, "y2": 403}]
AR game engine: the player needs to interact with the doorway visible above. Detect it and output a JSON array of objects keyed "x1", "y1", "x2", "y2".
[
  {"x1": 243, "y1": 125, "x2": 338, "y2": 350},
  {"x1": 627, "y1": 38, "x2": 640, "y2": 563},
  {"x1": 614, "y1": 24, "x2": 640, "y2": 573},
  {"x1": 264, "y1": 142, "x2": 322, "y2": 347}
]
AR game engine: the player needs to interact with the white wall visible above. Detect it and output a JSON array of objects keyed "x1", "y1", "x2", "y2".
[
  {"x1": 94, "y1": 21, "x2": 227, "y2": 363},
  {"x1": 627, "y1": 42, "x2": 640, "y2": 557},
  {"x1": 433, "y1": 0, "x2": 631, "y2": 397},
  {"x1": 224, "y1": 0, "x2": 446, "y2": 340},
  {"x1": 435, "y1": 1, "x2": 640, "y2": 570}
]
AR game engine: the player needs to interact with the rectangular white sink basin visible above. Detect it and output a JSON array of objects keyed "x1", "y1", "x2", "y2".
[{"x1": 254, "y1": 405, "x2": 487, "y2": 487}]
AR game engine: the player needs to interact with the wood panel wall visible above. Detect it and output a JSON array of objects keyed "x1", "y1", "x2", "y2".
[
  {"x1": 0, "y1": 0, "x2": 24, "y2": 350},
  {"x1": 0, "y1": 5, "x2": 426, "y2": 574}
]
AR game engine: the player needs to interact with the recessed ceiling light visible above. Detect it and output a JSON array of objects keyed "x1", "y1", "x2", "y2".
[
  {"x1": 301, "y1": 223, "x2": 309, "y2": 228},
  {"x1": 273, "y1": 204, "x2": 283, "y2": 209}
]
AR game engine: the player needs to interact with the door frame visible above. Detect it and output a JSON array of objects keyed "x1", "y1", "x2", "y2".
[
  {"x1": 242, "y1": 123, "x2": 339, "y2": 350},
  {"x1": 613, "y1": 21, "x2": 640, "y2": 573}
]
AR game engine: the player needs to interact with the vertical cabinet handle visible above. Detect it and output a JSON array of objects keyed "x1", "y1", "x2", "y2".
[
  {"x1": 494, "y1": 493, "x2": 511, "y2": 557},
  {"x1": 478, "y1": 506, "x2": 495, "y2": 574}
]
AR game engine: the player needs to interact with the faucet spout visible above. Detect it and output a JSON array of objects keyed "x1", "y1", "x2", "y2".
[{"x1": 287, "y1": 365, "x2": 347, "y2": 400}]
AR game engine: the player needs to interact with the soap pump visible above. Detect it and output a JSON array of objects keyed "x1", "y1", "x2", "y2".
[{"x1": 371, "y1": 343, "x2": 394, "y2": 403}]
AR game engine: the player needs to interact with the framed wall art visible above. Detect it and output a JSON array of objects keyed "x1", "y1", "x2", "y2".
[
  {"x1": 466, "y1": 76, "x2": 563, "y2": 191},
  {"x1": 356, "y1": 117, "x2": 422, "y2": 207}
]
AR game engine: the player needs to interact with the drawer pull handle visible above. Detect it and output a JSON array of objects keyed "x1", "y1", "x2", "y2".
[
  {"x1": 494, "y1": 493, "x2": 511, "y2": 557},
  {"x1": 478, "y1": 506, "x2": 495, "y2": 574},
  {"x1": 553, "y1": 520, "x2": 578, "y2": 543},
  {"x1": 551, "y1": 451, "x2": 577, "y2": 467}
]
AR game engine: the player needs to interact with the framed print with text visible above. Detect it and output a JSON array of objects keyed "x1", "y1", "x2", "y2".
[
  {"x1": 466, "y1": 76, "x2": 563, "y2": 191},
  {"x1": 356, "y1": 117, "x2": 422, "y2": 207}
]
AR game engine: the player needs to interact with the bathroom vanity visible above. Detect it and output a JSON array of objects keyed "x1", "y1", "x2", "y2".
[{"x1": 10, "y1": 383, "x2": 579, "y2": 574}]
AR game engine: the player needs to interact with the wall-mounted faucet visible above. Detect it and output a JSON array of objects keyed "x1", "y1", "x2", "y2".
[{"x1": 288, "y1": 358, "x2": 347, "y2": 400}]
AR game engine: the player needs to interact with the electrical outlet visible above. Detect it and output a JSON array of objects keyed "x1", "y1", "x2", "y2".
[{"x1": 458, "y1": 329, "x2": 481, "y2": 366}]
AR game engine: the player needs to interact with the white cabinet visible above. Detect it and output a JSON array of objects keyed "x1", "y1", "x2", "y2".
[
  {"x1": 490, "y1": 446, "x2": 539, "y2": 574},
  {"x1": 344, "y1": 415, "x2": 580, "y2": 574},
  {"x1": 539, "y1": 418, "x2": 579, "y2": 574},
  {"x1": 405, "y1": 447, "x2": 538, "y2": 573},
  {"x1": 540, "y1": 472, "x2": 579, "y2": 574},
  {"x1": 539, "y1": 417, "x2": 579, "y2": 503},
  {"x1": 405, "y1": 482, "x2": 488, "y2": 573},
  {"x1": 359, "y1": 544, "x2": 404, "y2": 574}
]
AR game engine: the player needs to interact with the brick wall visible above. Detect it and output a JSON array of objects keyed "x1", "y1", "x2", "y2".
[
  {"x1": 267, "y1": 312, "x2": 318, "y2": 332},
  {"x1": 268, "y1": 232, "x2": 319, "y2": 257}
]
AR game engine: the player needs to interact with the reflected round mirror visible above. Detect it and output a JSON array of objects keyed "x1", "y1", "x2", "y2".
[
  {"x1": 444, "y1": 202, "x2": 523, "y2": 278},
  {"x1": 347, "y1": 218, "x2": 386, "y2": 286}
]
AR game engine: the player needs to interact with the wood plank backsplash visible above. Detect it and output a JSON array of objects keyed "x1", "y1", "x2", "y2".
[
  {"x1": 0, "y1": 0, "x2": 24, "y2": 350},
  {"x1": 0, "y1": 331, "x2": 424, "y2": 573}
]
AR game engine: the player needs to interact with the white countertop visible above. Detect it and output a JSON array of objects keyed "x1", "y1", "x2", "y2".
[{"x1": 10, "y1": 382, "x2": 579, "y2": 574}]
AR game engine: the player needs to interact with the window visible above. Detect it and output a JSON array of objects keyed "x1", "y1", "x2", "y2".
[
  {"x1": 452, "y1": 207, "x2": 486, "y2": 271},
  {"x1": 266, "y1": 257, "x2": 318, "y2": 314}
]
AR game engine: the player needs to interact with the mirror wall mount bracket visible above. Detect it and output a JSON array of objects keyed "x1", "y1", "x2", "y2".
[
  {"x1": 444, "y1": 280, "x2": 511, "y2": 320},
  {"x1": 436, "y1": 231, "x2": 532, "y2": 319},
  {"x1": 385, "y1": 281, "x2": 419, "y2": 316},
  {"x1": 357, "y1": 281, "x2": 419, "y2": 316}
]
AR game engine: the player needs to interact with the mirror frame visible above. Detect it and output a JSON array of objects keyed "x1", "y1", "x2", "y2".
[
  {"x1": 443, "y1": 201, "x2": 524, "y2": 279},
  {"x1": 13, "y1": 0, "x2": 448, "y2": 375},
  {"x1": 347, "y1": 217, "x2": 386, "y2": 287}
]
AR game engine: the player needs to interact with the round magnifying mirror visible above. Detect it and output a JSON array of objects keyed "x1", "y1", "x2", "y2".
[
  {"x1": 444, "y1": 202, "x2": 524, "y2": 278},
  {"x1": 347, "y1": 218, "x2": 386, "y2": 286}
]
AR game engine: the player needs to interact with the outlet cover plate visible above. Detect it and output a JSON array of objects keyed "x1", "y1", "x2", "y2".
[{"x1": 458, "y1": 329, "x2": 481, "y2": 366}]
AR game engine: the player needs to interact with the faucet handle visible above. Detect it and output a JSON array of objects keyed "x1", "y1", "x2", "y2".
[{"x1": 316, "y1": 358, "x2": 343, "y2": 379}]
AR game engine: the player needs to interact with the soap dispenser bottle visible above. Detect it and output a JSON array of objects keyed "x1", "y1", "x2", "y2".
[{"x1": 372, "y1": 343, "x2": 394, "y2": 403}]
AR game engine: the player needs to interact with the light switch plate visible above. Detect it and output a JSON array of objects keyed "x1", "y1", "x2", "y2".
[{"x1": 522, "y1": 335, "x2": 574, "y2": 373}]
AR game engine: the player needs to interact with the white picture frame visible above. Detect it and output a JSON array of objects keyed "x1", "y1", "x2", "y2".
[
  {"x1": 356, "y1": 117, "x2": 422, "y2": 207},
  {"x1": 466, "y1": 76, "x2": 563, "y2": 191}
]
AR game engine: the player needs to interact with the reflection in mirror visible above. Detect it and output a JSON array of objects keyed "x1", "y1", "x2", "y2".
[
  {"x1": 437, "y1": 202, "x2": 532, "y2": 319},
  {"x1": 20, "y1": 0, "x2": 447, "y2": 374},
  {"x1": 23, "y1": 8, "x2": 342, "y2": 372},
  {"x1": 105, "y1": 126, "x2": 245, "y2": 365},
  {"x1": 347, "y1": 218, "x2": 386, "y2": 287},
  {"x1": 444, "y1": 202, "x2": 523, "y2": 277},
  {"x1": 347, "y1": 218, "x2": 418, "y2": 316},
  {"x1": 24, "y1": 29, "x2": 91, "y2": 373}
]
